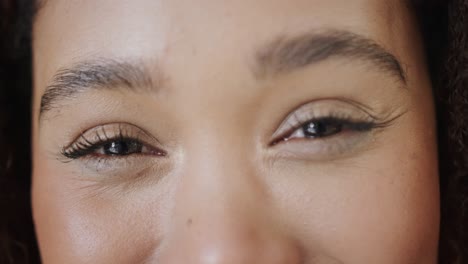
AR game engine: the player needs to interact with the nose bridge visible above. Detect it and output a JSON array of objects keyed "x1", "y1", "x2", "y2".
[
  {"x1": 177, "y1": 120, "x2": 262, "y2": 210},
  {"x1": 156, "y1": 135, "x2": 303, "y2": 263},
  {"x1": 173, "y1": 132, "x2": 265, "y2": 233}
]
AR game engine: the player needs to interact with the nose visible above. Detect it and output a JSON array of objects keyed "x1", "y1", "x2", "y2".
[
  {"x1": 158, "y1": 215, "x2": 303, "y2": 264},
  {"x1": 156, "y1": 143, "x2": 303, "y2": 264}
]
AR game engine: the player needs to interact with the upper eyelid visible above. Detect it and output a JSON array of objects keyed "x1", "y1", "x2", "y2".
[
  {"x1": 63, "y1": 122, "x2": 159, "y2": 150},
  {"x1": 271, "y1": 99, "x2": 379, "y2": 140}
]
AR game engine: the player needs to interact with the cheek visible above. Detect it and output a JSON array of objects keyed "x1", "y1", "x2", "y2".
[
  {"x1": 269, "y1": 126, "x2": 439, "y2": 263},
  {"x1": 32, "y1": 155, "x2": 165, "y2": 263}
]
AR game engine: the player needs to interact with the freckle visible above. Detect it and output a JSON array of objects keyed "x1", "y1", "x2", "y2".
[{"x1": 187, "y1": 218, "x2": 193, "y2": 227}]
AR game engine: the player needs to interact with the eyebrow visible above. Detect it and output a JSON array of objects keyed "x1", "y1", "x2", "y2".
[
  {"x1": 39, "y1": 59, "x2": 156, "y2": 115},
  {"x1": 39, "y1": 30, "x2": 407, "y2": 118},
  {"x1": 254, "y1": 30, "x2": 406, "y2": 83}
]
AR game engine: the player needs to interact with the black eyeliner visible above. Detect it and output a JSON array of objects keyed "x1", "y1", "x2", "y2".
[{"x1": 271, "y1": 116, "x2": 379, "y2": 146}]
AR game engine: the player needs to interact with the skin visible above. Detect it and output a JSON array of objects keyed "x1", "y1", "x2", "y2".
[{"x1": 32, "y1": 0, "x2": 440, "y2": 263}]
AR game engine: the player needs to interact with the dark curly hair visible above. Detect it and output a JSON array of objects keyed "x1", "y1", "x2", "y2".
[{"x1": 0, "y1": 0, "x2": 467, "y2": 263}]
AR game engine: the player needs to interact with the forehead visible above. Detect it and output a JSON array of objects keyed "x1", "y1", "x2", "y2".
[{"x1": 33, "y1": 0, "x2": 410, "y2": 83}]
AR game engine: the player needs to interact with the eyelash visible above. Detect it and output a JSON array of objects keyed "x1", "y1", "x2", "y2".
[
  {"x1": 61, "y1": 126, "x2": 165, "y2": 160},
  {"x1": 61, "y1": 109, "x2": 391, "y2": 161},
  {"x1": 271, "y1": 117, "x2": 372, "y2": 146},
  {"x1": 270, "y1": 112, "x2": 387, "y2": 146}
]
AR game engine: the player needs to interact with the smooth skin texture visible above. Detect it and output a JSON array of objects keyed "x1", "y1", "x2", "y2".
[{"x1": 32, "y1": 0, "x2": 439, "y2": 263}]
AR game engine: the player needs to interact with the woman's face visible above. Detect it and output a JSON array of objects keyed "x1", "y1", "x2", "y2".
[{"x1": 32, "y1": 0, "x2": 440, "y2": 263}]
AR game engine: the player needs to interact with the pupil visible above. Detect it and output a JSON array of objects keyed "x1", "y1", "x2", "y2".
[
  {"x1": 303, "y1": 120, "x2": 342, "y2": 138},
  {"x1": 103, "y1": 140, "x2": 140, "y2": 155}
]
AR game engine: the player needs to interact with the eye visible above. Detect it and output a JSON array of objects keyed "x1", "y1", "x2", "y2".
[
  {"x1": 59, "y1": 123, "x2": 170, "y2": 179},
  {"x1": 103, "y1": 140, "x2": 138, "y2": 156},
  {"x1": 97, "y1": 139, "x2": 145, "y2": 156},
  {"x1": 285, "y1": 117, "x2": 376, "y2": 142},
  {"x1": 61, "y1": 123, "x2": 165, "y2": 160},
  {"x1": 295, "y1": 118, "x2": 344, "y2": 139},
  {"x1": 271, "y1": 117, "x2": 377, "y2": 149},
  {"x1": 268, "y1": 100, "x2": 392, "y2": 159}
]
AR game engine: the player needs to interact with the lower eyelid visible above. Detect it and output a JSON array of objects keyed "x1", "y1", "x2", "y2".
[
  {"x1": 270, "y1": 128, "x2": 375, "y2": 160},
  {"x1": 69, "y1": 151, "x2": 171, "y2": 178}
]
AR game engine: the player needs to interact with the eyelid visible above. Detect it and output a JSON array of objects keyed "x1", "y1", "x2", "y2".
[
  {"x1": 61, "y1": 122, "x2": 165, "y2": 159},
  {"x1": 271, "y1": 99, "x2": 380, "y2": 143}
]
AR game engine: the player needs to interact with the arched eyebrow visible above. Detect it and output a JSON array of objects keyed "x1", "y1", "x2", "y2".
[
  {"x1": 254, "y1": 30, "x2": 407, "y2": 83},
  {"x1": 39, "y1": 30, "x2": 407, "y2": 120}
]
